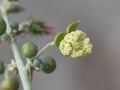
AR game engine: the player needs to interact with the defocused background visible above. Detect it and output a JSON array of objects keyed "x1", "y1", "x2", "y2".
[{"x1": 1, "y1": 0, "x2": 120, "y2": 90}]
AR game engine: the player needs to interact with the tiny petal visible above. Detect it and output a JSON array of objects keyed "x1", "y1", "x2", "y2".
[
  {"x1": 44, "y1": 27, "x2": 55, "y2": 35},
  {"x1": 59, "y1": 41, "x2": 72, "y2": 55}
]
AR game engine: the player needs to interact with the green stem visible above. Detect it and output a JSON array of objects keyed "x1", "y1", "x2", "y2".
[
  {"x1": 1, "y1": 2, "x2": 32, "y2": 89},
  {"x1": 33, "y1": 42, "x2": 54, "y2": 59},
  {"x1": 26, "y1": 59, "x2": 33, "y2": 70},
  {"x1": 11, "y1": 41, "x2": 32, "y2": 90},
  {"x1": 1, "y1": 1, "x2": 54, "y2": 90},
  {"x1": 25, "y1": 42, "x2": 54, "y2": 69}
]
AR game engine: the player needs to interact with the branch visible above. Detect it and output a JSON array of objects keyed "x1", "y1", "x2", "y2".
[
  {"x1": 0, "y1": 0, "x2": 32, "y2": 90},
  {"x1": 11, "y1": 41, "x2": 32, "y2": 90},
  {"x1": 33, "y1": 42, "x2": 54, "y2": 59}
]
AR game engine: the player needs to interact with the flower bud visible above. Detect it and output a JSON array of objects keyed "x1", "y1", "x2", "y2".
[
  {"x1": 0, "y1": 77, "x2": 19, "y2": 90},
  {"x1": 10, "y1": 21, "x2": 20, "y2": 35},
  {"x1": 0, "y1": 18, "x2": 6, "y2": 36},
  {"x1": 42, "y1": 57, "x2": 56, "y2": 73},
  {"x1": 59, "y1": 30, "x2": 93, "y2": 58},
  {"x1": 21, "y1": 42, "x2": 38, "y2": 58},
  {"x1": 0, "y1": 60, "x2": 5, "y2": 75},
  {"x1": 28, "y1": 19, "x2": 45, "y2": 35},
  {"x1": 33, "y1": 58, "x2": 42, "y2": 71}
]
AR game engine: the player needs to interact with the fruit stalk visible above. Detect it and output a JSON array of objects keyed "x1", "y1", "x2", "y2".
[{"x1": 33, "y1": 42, "x2": 54, "y2": 59}]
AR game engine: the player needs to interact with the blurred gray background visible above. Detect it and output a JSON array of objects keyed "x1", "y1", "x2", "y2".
[{"x1": 1, "y1": 0, "x2": 120, "y2": 90}]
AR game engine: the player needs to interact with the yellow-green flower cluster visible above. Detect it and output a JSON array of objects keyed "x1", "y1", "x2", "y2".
[{"x1": 59, "y1": 30, "x2": 93, "y2": 58}]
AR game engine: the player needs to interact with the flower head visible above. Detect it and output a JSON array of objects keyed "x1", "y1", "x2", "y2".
[
  {"x1": 59, "y1": 30, "x2": 93, "y2": 58},
  {"x1": 28, "y1": 18, "x2": 54, "y2": 36}
]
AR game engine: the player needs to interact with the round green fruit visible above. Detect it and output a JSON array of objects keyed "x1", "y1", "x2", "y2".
[
  {"x1": 10, "y1": 21, "x2": 19, "y2": 30},
  {"x1": 0, "y1": 60, "x2": 5, "y2": 74},
  {"x1": 21, "y1": 42, "x2": 38, "y2": 58},
  {"x1": 33, "y1": 58, "x2": 42, "y2": 71},
  {"x1": 0, "y1": 18, "x2": 6, "y2": 36},
  {"x1": 0, "y1": 77, "x2": 19, "y2": 90},
  {"x1": 42, "y1": 57, "x2": 56, "y2": 73}
]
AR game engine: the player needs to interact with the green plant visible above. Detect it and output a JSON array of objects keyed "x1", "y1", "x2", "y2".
[{"x1": 0, "y1": 0, "x2": 93, "y2": 90}]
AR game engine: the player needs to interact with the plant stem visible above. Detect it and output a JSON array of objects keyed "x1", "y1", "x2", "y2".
[
  {"x1": 1, "y1": 2, "x2": 32, "y2": 90},
  {"x1": 33, "y1": 42, "x2": 54, "y2": 59},
  {"x1": 11, "y1": 41, "x2": 32, "y2": 90},
  {"x1": 1, "y1": 1, "x2": 54, "y2": 90},
  {"x1": 26, "y1": 59, "x2": 32, "y2": 70}
]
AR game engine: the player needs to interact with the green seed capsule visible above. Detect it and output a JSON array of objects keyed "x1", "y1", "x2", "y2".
[
  {"x1": 0, "y1": 18, "x2": 6, "y2": 36},
  {"x1": 21, "y1": 42, "x2": 38, "y2": 58},
  {"x1": 0, "y1": 60, "x2": 5, "y2": 74},
  {"x1": 10, "y1": 21, "x2": 19, "y2": 30},
  {"x1": 0, "y1": 77, "x2": 19, "y2": 90},
  {"x1": 42, "y1": 57, "x2": 56, "y2": 73},
  {"x1": 33, "y1": 58, "x2": 42, "y2": 71}
]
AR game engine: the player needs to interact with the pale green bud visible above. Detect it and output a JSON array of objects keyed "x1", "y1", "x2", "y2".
[{"x1": 59, "y1": 30, "x2": 93, "y2": 58}]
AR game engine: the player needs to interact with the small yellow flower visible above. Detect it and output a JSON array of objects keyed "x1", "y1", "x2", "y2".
[
  {"x1": 59, "y1": 30, "x2": 93, "y2": 58},
  {"x1": 11, "y1": 60, "x2": 17, "y2": 68}
]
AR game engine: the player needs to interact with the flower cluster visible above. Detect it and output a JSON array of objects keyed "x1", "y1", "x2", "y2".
[{"x1": 59, "y1": 30, "x2": 93, "y2": 58}]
